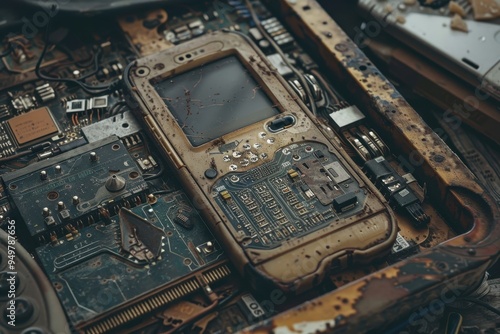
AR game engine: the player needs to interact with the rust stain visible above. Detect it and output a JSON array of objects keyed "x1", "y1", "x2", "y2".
[
  {"x1": 245, "y1": 0, "x2": 500, "y2": 332},
  {"x1": 241, "y1": 280, "x2": 367, "y2": 334}
]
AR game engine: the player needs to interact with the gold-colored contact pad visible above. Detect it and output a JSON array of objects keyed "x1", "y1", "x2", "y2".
[{"x1": 7, "y1": 107, "x2": 58, "y2": 145}]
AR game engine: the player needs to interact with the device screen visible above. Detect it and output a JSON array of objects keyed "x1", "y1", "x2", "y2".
[{"x1": 153, "y1": 55, "x2": 279, "y2": 146}]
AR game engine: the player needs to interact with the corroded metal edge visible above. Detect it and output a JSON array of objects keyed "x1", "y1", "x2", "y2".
[{"x1": 241, "y1": 1, "x2": 500, "y2": 332}]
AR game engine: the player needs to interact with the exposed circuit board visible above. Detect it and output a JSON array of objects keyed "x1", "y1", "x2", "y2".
[
  {"x1": 0, "y1": 0, "x2": 464, "y2": 333},
  {"x1": 214, "y1": 142, "x2": 366, "y2": 249},
  {"x1": 3, "y1": 136, "x2": 148, "y2": 244},
  {"x1": 36, "y1": 191, "x2": 225, "y2": 330}
]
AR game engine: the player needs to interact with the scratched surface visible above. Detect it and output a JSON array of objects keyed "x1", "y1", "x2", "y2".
[
  {"x1": 35, "y1": 192, "x2": 224, "y2": 327},
  {"x1": 240, "y1": 0, "x2": 500, "y2": 332}
]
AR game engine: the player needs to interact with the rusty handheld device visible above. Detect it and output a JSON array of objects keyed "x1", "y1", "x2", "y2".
[{"x1": 126, "y1": 31, "x2": 397, "y2": 292}]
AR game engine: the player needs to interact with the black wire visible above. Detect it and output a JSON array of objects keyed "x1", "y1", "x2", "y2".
[
  {"x1": 109, "y1": 100, "x2": 128, "y2": 115},
  {"x1": 115, "y1": 103, "x2": 130, "y2": 115},
  {"x1": 310, "y1": 69, "x2": 341, "y2": 105},
  {"x1": 77, "y1": 48, "x2": 102, "y2": 80},
  {"x1": 75, "y1": 50, "x2": 97, "y2": 67},
  {"x1": 0, "y1": 141, "x2": 51, "y2": 164},
  {"x1": 458, "y1": 297, "x2": 500, "y2": 316},
  {"x1": 35, "y1": 19, "x2": 121, "y2": 96},
  {"x1": 143, "y1": 162, "x2": 164, "y2": 181},
  {"x1": 0, "y1": 150, "x2": 31, "y2": 163},
  {"x1": 122, "y1": 60, "x2": 138, "y2": 91},
  {"x1": 36, "y1": 42, "x2": 117, "y2": 95},
  {"x1": 151, "y1": 189, "x2": 177, "y2": 196}
]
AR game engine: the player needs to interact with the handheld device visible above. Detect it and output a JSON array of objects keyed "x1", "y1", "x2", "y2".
[{"x1": 126, "y1": 30, "x2": 397, "y2": 293}]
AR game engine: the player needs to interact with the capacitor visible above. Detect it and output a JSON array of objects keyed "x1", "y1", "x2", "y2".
[
  {"x1": 147, "y1": 194, "x2": 157, "y2": 204},
  {"x1": 42, "y1": 207, "x2": 50, "y2": 217},
  {"x1": 40, "y1": 170, "x2": 48, "y2": 180},
  {"x1": 205, "y1": 241, "x2": 214, "y2": 252}
]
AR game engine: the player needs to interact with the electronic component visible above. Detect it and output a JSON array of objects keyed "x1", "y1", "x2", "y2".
[
  {"x1": 328, "y1": 105, "x2": 365, "y2": 130},
  {"x1": 0, "y1": 1, "x2": 495, "y2": 334},
  {"x1": 2, "y1": 34, "x2": 68, "y2": 74},
  {"x1": 82, "y1": 111, "x2": 141, "y2": 142},
  {"x1": 295, "y1": 53, "x2": 317, "y2": 71},
  {"x1": 203, "y1": 9, "x2": 219, "y2": 21},
  {"x1": 304, "y1": 73, "x2": 324, "y2": 104},
  {"x1": 136, "y1": 155, "x2": 158, "y2": 171},
  {"x1": 267, "y1": 53, "x2": 293, "y2": 77},
  {"x1": 164, "y1": 20, "x2": 206, "y2": 44},
  {"x1": 128, "y1": 31, "x2": 396, "y2": 293},
  {"x1": 66, "y1": 96, "x2": 109, "y2": 114},
  {"x1": 261, "y1": 17, "x2": 295, "y2": 50},
  {"x1": 0, "y1": 123, "x2": 15, "y2": 158},
  {"x1": 342, "y1": 125, "x2": 389, "y2": 161},
  {"x1": 0, "y1": 1, "x2": 492, "y2": 333},
  {"x1": 189, "y1": 19, "x2": 205, "y2": 36},
  {"x1": 10, "y1": 94, "x2": 35, "y2": 111},
  {"x1": 387, "y1": 233, "x2": 420, "y2": 264},
  {"x1": 118, "y1": 207, "x2": 165, "y2": 261},
  {"x1": 96, "y1": 61, "x2": 124, "y2": 80},
  {"x1": 88, "y1": 95, "x2": 109, "y2": 109},
  {"x1": 118, "y1": 9, "x2": 173, "y2": 56},
  {"x1": 288, "y1": 78, "x2": 307, "y2": 102},
  {"x1": 7, "y1": 107, "x2": 58, "y2": 146},
  {"x1": 364, "y1": 156, "x2": 430, "y2": 227},
  {"x1": 214, "y1": 142, "x2": 367, "y2": 249},
  {"x1": 359, "y1": 125, "x2": 389, "y2": 156},
  {"x1": 1, "y1": 136, "x2": 148, "y2": 243},
  {"x1": 66, "y1": 99, "x2": 86, "y2": 113},
  {"x1": 0, "y1": 104, "x2": 10, "y2": 119},
  {"x1": 35, "y1": 83, "x2": 55, "y2": 102},
  {"x1": 333, "y1": 192, "x2": 358, "y2": 212},
  {"x1": 249, "y1": 27, "x2": 264, "y2": 41},
  {"x1": 35, "y1": 192, "x2": 227, "y2": 333}
]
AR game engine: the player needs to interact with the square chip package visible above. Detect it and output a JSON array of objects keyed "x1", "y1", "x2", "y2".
[
  {"x1": 7, "y1": 107, "x2": 59, "y2": 146},
  {"x1": 90, "y1": 95, "x2": 109, "y2": 109}
]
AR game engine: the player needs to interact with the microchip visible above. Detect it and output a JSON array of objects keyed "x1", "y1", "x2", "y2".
[
  {"x1": 89, "y1": 96, "x2": 108, "y2": 109},
  {"x1": 66, "y1": 99, "x2": 86, "y2": 113},
  {"x1": 7, "y1": 107, "x2": 58, "y2": 146}
]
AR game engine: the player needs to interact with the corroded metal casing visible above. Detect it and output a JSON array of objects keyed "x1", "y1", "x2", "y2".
[
  {"x1": 238, "y1": 0, "x2": 500, "y2": 332},
  {"x1": 126, "y1": 31, "x2": 397, "y2": 294}
]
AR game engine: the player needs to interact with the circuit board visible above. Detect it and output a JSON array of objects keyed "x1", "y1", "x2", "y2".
[
  {"x1": 2, "y1": 136, "x2": 148, "y2": 243},
  {"x1": 0, "y1": 0, "x2": 471, "y2": 333},
  {"x1": 214, "y1": 142, "x2": 366, "y2": 249},
  {"x1": 35, "y1": 191, "x2": 225, "y2": 329}
]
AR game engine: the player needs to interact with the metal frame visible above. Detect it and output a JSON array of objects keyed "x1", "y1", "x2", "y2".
[{"x1": 242, "y1": 1, "x2": 500, "y2": 332}]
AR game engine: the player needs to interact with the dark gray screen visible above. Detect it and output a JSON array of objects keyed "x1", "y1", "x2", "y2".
[{"x1": 153, "y1": 56, "x2": 279, "y2": 146}]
